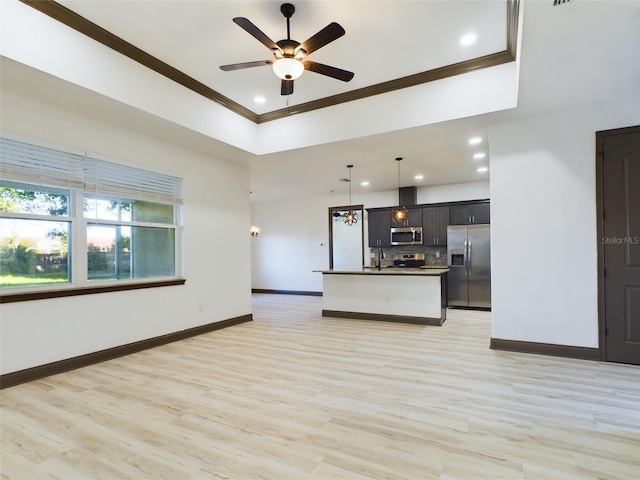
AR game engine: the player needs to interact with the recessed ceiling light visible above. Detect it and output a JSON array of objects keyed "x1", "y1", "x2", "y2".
[
  {"x1": 414, "y1": 175, "x2": 424, "y2": 180},
  {"x1": 254, "y1": 96, "x2": 266, "y2": 104},
  {"x1": 360, "y1": 181, "x2": 370, "y2": 187},
  {"x1": 469, "y1": 137, "x2": 482, "y2": 146},
  {"x1": 477, "y1": 167, "x2": 488, "y2": 173},
  {"x1": 473, "y1": 153, "x2": 486, "y2": 160},
  {"x1": 459, "y1": 33, "x2": 477, "y2": 46}
]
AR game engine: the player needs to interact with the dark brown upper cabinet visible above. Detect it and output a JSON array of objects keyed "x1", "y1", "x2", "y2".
[
  {"x1": 449, "y1": 202, "x2": 490, "y2": 225},
  {"x1": 422, "y1": 206, "x2": 450, "y2": 246},
  {"x1": 391, "y1": 207, "x2": 422, "y2": 227},
  {"x1": 368, "y1": 209, "x2": 391, "y2": 247},
  {"x1": 367, "y1": 200, "x2": 489, "y2": 248}
]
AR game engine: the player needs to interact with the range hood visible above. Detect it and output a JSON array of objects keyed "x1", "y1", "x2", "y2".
[{"x1": 398, "y1": 186, "x2": 417, "y2": 206}]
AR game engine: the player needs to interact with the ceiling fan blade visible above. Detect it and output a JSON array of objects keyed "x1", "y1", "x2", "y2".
[
  {"x1": 299, "y1": 22, "x2": 345, "y2": 55},
  {"x1": 233, "y1": 17, "x2": 281, "y2": 53},
  {"x1": 220, "y1": 60, "x2": 273, "y2": 71},
  {"x1": 281, "y1": 79, "x2": 294, "y2": 96},
  {"x1": 303, "y1": 61, "x2": 354, "y2": 82}
]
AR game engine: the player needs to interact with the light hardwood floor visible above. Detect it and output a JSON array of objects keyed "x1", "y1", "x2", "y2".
[{"x1": 1, "y1": 294, "x2": 639, "y2": 479}]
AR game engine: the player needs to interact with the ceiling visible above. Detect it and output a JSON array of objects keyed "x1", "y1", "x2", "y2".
[
  {"x1": 2, "y1": 0, "x2": 638, "y2": 204},
  {"x1": 55, "y1": 0, "x2": 508, "y2": 116}
]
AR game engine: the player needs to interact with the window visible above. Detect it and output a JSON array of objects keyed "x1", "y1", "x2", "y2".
[
  {"x1": 0, "y1": 181, "x2": 72, "y2": 287},
  {"x1": 0, "y1": 138, "x2": 183, "y2": 292},
  {"x1": 84, "y1": 198, "x2": 176, "y2": 281}
]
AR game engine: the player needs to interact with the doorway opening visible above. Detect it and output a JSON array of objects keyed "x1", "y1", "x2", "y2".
[{"x1": 328, "y1": 205, "x2": 364, "y2": 270}]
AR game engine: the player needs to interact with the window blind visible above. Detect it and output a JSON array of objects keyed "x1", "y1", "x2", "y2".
[
  {"x1": 0, "y1": 138, "x2": 183, "y2": 205},
  {"x1": 0, "y1": 138, "x2": 84, "y2": 190},
  {"x1": 83, "y1": 157, "x2": 183, "y2": 205}
]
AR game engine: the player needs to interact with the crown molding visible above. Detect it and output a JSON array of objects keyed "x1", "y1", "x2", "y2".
[{"x1": 20, "y1": 0, "x2": 520, "y2": 125}]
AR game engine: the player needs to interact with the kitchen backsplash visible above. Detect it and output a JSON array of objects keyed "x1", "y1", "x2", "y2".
[{"x1": 368, "y1": 246, "x2": 447, "y2": 267}]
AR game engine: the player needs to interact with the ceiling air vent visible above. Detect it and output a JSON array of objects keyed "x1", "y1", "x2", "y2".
[{"x1": 553, "y1": 0, "x2": 572, "y2": 5}]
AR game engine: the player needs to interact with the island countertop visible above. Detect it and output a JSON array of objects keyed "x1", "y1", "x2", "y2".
[
  {"x1": 314, "y1": 267, "x2": 449, "y2": 276},
  {"x1": 316, "y1": 267, "x2": 448, "y2": 325}
]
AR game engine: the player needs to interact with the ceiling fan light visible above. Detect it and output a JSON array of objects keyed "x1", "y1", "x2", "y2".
[{"x1": 273, "y1": 58, "x2": 304, "y2": 80}]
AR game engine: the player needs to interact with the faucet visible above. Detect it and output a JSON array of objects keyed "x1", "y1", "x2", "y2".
[{"x1": 377, "y1": 248, "x2": 384, "y2": 270}]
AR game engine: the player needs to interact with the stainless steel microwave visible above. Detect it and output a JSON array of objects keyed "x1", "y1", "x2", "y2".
[{"x1": 390, "y1": 227, "x2": 423, "y2": 245}]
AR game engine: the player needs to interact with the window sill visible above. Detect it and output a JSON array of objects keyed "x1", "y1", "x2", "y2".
[{"x1": 0, "y1": 279, "x2": 186, "y2": 304}]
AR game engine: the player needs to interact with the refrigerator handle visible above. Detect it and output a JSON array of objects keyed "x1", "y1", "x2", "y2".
[
  {"x1": 467, "y1": 240, "x2": 472, "y2": 272},
  {"x1": 463, "y1": 240, "x2": 469, "y2": 275}
]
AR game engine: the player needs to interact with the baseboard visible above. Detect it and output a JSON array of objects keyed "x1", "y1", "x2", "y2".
[
  {"x1": 252, "y1": 289, "x2": 322, "y2": 297},
  {"x1": 490, "y1": 338, "x2": 600, "y2": 361},
  {"x1": 448, "y1": 305, "x2": 492, "y2": 312},
  {"x1": 0, "y1": 314, "x2": 253, "y2": 390},
  {"x1": 323, "y1": 309, "x2": 444, "y2": 326}
]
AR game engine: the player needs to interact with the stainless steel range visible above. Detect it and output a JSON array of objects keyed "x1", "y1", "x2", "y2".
[{"x1": 388, "y1": 253, "x2": 426, "y2": 268}]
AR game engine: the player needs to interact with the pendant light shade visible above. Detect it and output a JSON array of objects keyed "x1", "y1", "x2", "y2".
[
  {"x1": 344, "y1": 210, "x2": 357, "y2": 225},
  {"x1": 392, "y1": 157, "x2": 408, "y2": 223},
  {"x1": 392, "y1": 206, "x2": 408, "y2": 222},
  {"x1": 344, "y1": 164, "x2": 358, "y2": 226}
]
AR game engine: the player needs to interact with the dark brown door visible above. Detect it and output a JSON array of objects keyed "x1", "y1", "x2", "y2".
[{"x1": 599, "y1": 126, "x2": 640, "y2": 364}]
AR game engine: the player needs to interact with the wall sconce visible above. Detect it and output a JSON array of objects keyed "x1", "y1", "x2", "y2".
[{"x1": 250, "y1": 225, "x2": 261, "y2": 237}]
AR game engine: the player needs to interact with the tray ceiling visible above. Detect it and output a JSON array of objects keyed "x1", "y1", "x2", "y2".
[{"x1": 43, "y1": 0, "x2": 513, "y2": 120}]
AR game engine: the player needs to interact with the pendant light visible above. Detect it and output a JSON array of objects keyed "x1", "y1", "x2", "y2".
[
  {"x1": 392, "y1": 157, "x2": 408, "y2": 223},
  {"x1": 344, "y1": 165, "x2": 358, "y2": 226}
]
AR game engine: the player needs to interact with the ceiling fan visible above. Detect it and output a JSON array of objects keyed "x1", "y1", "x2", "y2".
[{"x1": 220, "y1": 3, "x2": 354, "y2": 96}]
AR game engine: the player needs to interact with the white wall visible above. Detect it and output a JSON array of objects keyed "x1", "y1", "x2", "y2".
[
  {"x1": 490, "y1": 98, "x2": 639, "y2": 347},
  {"x1": 256, "y1": 62, "x2": 519, "y2": 154},
  {"x1": 0, "y1": 90, "x2": 252, "y2": 375},
  {"x1": 250, "y1": 182, "x2": 489, "y2": 292},
  {"x1": 417, "y1": 181, "x2": 489, "y2": 204},
  {"x1": 250, "y1": 195, "x2": 333, "y2": 292}
]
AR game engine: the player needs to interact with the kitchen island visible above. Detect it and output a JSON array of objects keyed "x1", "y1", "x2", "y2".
[{"x1": 314, "y1": 268, "x2": 448, "y2": 325}]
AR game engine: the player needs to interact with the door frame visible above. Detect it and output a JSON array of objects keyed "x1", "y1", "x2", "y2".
[
  {"x1": 328, "y1": 204, "x2": 365, "y2": 269},
  {"x1": 595, "y1": 124, "x2": 640, "y2": 361}
]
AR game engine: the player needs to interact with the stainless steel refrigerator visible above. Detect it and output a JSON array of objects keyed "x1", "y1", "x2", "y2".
[{"x1": 447, "y1": 225, "x2": 491, "y2": 308}]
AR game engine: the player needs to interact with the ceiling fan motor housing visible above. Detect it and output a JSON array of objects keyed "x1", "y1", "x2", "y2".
[{"x1": 276, "y1": 39, "x2": 303, "y2": 59}]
